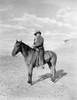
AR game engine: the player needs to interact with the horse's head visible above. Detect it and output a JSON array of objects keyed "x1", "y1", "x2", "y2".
[{"x1": 12, "y1": 40, "x2": 22, "y2": 56}]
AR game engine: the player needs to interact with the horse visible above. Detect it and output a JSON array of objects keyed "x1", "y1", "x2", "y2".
[{"x1": 12, "y1": 40, "x2": 57, "y2": 85}]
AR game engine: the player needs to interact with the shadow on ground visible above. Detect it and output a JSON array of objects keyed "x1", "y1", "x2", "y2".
[{"x1": 32, "y1": 69, "x2": 67, "y2": 85}]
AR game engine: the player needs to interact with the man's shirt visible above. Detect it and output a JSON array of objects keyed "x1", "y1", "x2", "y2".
[{"x1": 34, "y1": 36, "x2": 44, "y2": 48}]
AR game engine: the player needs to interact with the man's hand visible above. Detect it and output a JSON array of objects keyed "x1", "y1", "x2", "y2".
[{"x1": 36, "y1": 48, "x2": 39, "y2": 51}]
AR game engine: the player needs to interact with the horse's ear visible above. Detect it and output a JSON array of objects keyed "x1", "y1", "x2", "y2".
[{"x1": 16, "y1": 40, "x2": 18, "y2": 42}]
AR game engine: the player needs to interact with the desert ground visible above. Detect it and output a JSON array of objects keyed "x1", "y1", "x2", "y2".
[{"x1": 0, "y1": 39, "x2": 77, "y2": 100}]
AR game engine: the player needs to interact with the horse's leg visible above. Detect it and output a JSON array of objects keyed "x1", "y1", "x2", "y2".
[
  {"x1": 27, "y1": 65, "x2": 33, "y2": 84},
  {"x1": 51, "y1": 64, "x2": 56, "y2": 82},
  {"x1": 47, "y1": 61, "x2": 56, "y2": 82},
  {"x1": 51, "y1": 55, "x2": 57, "y2": 82},
  {"x1": 47, "y1": 61, "x2": 53, "y2": 80}
]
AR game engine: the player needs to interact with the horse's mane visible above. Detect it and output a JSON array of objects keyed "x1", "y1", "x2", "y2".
[{"x1": 21, "y1": 42, "x2": 34, "y2": 55}]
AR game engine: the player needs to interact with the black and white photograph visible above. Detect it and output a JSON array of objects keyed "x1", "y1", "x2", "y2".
[{"x1": 0, "y1": 0, "x2": 77, "y2": 100}]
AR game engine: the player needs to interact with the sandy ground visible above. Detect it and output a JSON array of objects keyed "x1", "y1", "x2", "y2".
[{"x1": 0, "y1": 39, "x2": 77, "y2": 100}]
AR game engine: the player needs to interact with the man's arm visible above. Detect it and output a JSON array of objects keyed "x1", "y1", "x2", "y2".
[{"x1": 32, "y1": 37, "x2": 37, "y2": 48}]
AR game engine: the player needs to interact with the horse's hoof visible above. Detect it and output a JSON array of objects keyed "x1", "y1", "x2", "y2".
[
  {"x1": 51, "y1": 78, "x2": 55, "y2": 82},
  {"x1": 41, "y1": 66, "x2": 44, "y2": 69},
  {"x1": 42, "y1": 67, "x2": 44, "y2": 69},
  {"x1": 27, "y1": 81, "x2": 32, "y2": 85}
]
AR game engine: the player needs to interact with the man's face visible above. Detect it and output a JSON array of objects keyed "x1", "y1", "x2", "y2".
[{"x1": 36, "y1": 33, "x2": 40, "y2": 37}]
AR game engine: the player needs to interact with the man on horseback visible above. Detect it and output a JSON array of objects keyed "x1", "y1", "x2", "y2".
[{"x1": 33, "y1": 31, "x2": 44, "y2": 68}]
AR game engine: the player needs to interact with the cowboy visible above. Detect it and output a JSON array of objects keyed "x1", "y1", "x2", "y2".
[{"x1": 33, "y1": 31, "x2": 44, "y2": 68}]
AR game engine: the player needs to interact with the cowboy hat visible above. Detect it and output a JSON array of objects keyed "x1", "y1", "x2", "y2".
[{"x1": 34, "y1": 31, "x2": 41, "y2": 36}]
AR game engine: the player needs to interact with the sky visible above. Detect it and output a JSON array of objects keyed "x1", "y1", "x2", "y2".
[{"x1": 0, "y1": 0, "x2": 77, "y2": 54}]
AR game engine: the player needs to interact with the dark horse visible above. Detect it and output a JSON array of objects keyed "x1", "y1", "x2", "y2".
[{"x1": 12, "y1": 40, "x2": 57, "y2": 85}]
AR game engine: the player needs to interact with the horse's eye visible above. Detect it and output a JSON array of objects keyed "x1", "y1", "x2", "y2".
[
  {"x1": 16, "y1": 45, "x2": 19, "y2": 47},
  {"x1": 14, "y1": 44, "x2": 16, "y2": 47},
  {"x1": 14, "y1": 42, "x2": 20, "y2": 47},
  {"x1": 17, "y1": 44, "x2": 20, "y2": 47}
]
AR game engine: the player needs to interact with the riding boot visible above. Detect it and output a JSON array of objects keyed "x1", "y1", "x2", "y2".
[
  {"x1": 39, "y1": 49, "x2": 44, "y2": 69},
  {"x1": 36, "y1": 52, "x2": 39, "y2": 67}
]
